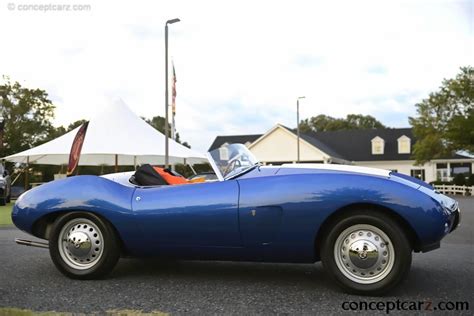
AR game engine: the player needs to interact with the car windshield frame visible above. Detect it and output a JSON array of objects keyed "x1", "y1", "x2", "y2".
[{"x1": 207, "y1": 144, "x2": 260, "y2": 181}]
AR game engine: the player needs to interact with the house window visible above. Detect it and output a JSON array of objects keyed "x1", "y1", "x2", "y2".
[
  {"x1": 371, "y1": 137, "x2": 384, "y2": 155},
  {"x1": 436, "y1": 163, "x2": 449, "y2": 181},
  {"x1": 410, "y1": 169, "x2": 425, "y2": 181},
  {"x1": 397, "y1": 136, "x2": 411, "y2": 154},
  {"x1": 450, "y1": 163, "x2": 472, "y2": 176},
  {"x1": 436, "y1": 163, "x2": 472, "y2": 181}
]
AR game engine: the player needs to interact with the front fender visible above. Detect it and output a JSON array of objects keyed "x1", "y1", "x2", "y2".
[{"x1": 238, "y1": 172, "x2": 450, "y2": 261}]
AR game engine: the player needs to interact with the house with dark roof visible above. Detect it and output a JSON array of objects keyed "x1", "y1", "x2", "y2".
[{"x1": 209, "y1": 124, "x2": 473, "y2": 183}]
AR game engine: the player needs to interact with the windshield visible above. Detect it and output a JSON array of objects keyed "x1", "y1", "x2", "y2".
[{"x1": 207, "y1": 144, "x2": 259, "y2": 180}]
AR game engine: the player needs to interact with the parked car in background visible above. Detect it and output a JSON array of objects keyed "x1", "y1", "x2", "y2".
[
  {"x1": 10, "y1": 186, "x2": 26, "y2": 200},
  {"x1": 0, "y1": 163, "x2": 12, "y2": 205}
]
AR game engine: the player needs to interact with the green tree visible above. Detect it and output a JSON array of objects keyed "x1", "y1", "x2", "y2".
[
  {"x1": 143, "y1": 116, "x2": 191, "y2": 148},
  {"x1": 0, "y1": 77, "x2": 56, "y2": 157},
  {"x1": 299, "y1": 114, "x2": 385, "y2": 133},
  {"x1": 45, "y1": 119, "x2": 88, "y2": 141},
  {"x1": 409, "y1": 66, "x2": 473, "y2": 163}
]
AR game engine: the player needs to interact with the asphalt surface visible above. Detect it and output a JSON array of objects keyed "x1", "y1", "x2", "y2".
[{"x1": 0, "y1": 197, "x2": 472, "y2": 315}]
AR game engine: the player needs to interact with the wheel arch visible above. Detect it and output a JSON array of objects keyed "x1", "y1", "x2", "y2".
[
  {"x1": 314, "y1": 202, "x2": 422, "y2": 261},
  {"x1": 32, "y1": 210, "x2": 127, "y2": 254}
]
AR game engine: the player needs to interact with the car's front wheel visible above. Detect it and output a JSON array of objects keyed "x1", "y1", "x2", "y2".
[
  {"x1": 321, "y1": 210, "x2": 412, "y2": 295},
  {"x1": 49, "y1": 212, "x2": 120, "y2": 279}
]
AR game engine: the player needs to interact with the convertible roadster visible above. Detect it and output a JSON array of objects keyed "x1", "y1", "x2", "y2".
[{"x1": 12, "y1": 144, "x2": 460, "y2": 295}]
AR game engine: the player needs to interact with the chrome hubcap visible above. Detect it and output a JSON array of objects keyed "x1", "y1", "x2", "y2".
[
  {"x1": 58, "y1": 218, "x2": 104, "y2": 270},
  {"x1": 334, "y1": 224, "x2": 395, "y2": 284}
]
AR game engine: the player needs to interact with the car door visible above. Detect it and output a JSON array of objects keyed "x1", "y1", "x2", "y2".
[
  {"x1": 237, "y1": 177, "x2": 284, "y2": 248},
  {"x1": 132, "y1": 180, "x2": 241, "y2": 250}
]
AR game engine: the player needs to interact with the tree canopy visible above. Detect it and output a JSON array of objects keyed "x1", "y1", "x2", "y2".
[
  {"x1": 0, "y1": 77, "x2": 56, "y2": 157},
  {"x1": 409, "y1": 66, "x2": 473, "y2": 163},
  {"x1": 299, "y1": 114, "x2": 385, "y2": 133},
  {"x1": 143, "y1": 116, "x2": 191, "y2": 148}
]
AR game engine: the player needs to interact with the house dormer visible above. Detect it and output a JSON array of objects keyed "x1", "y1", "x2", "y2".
[
  {"x1": 371, "y1": 136, "x2": 385, "y2": 155},
  {"x1": 397, "y1": 135, "x2": 411, "y2": 154}
]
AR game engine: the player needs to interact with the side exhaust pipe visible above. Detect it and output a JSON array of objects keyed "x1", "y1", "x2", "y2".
[{"x1": 15, "y1": 238, "x2": 49, "y2": 249}]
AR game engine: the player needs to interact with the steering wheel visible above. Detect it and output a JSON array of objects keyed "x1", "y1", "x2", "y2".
[{"x1": 222, "y1": 155, "x2": 242, "y2": 177}]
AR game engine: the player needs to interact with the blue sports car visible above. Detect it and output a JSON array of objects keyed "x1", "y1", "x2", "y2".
[{"x1": 12, "y1": 144, "x2": 460, "y2": 295}]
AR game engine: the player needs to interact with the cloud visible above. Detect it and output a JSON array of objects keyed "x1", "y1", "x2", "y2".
[{"x1": 0, "y1": 0, "x2": 471, "y2": 153}]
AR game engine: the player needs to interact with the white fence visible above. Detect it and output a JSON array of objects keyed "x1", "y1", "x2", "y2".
[{"x1": 433, "y1": 184, "x2": 474, "y2": 196}]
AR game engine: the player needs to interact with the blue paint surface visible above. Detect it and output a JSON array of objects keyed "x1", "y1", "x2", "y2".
[{"x1": 12, "y1": 167, "x2": 458, "y2": 262}]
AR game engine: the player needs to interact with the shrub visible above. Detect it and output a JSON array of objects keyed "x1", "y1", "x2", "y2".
[
  {"x1": 452, "y1": 173, "x2": 466, "y2": 186},
  {"x1": 468, "y1": 174, "x2": 474, "y2": 186},
  {"x1": 430, "y1": 180, "x2": 451, "y2": 185}
]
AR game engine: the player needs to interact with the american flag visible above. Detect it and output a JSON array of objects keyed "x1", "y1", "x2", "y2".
[{"x1": 171, "y1": 62, "x2": 177, "y2": 114}]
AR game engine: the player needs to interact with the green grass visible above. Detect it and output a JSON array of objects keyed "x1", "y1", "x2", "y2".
[{"x1": 0, "y1": 202, "x2": 13, "y2": 226}]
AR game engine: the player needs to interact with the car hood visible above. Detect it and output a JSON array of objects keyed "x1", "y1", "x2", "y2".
[{"x1": 273, "y1": 163, "x2": 457, "y2": 211}]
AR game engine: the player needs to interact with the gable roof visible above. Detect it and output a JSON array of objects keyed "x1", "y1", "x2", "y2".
[
  {"x1": 278, "y1": 125, "x2": 346, "y2": 160},
  {"x1": 306, "y1": 128, "x2": 414, "y2": 161},
  {"x1": 209, "y1": 126, "x2": 472, "y2": 161},
  {"x1": 208, "y1": 134, "x2": 262, "y2": 151}
]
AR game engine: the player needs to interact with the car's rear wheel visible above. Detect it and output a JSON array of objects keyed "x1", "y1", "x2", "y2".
[
  {"x1": 0, "y1": 197, "x2": 5, "y2": 206},
  {"x1": 49, "y1": 212, "x2": 120, "y2": 279},
  {"x1": 321, "y1": 210, "x2": 412, "y2": 295}
]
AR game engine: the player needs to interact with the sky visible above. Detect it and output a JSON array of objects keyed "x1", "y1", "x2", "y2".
[{"x1": 0, "y1": 0, "x2": 472, "y2": 153}]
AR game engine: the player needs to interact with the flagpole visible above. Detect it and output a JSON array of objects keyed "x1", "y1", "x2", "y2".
[
  {"x1": 171, "y1": 113, "x2": 176, "y2": 140},
  {"x1": 164, "y1": 18, "x2": 180, "y2": 168}
]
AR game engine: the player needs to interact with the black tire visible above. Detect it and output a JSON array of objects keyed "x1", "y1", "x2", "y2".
[
  {"x1": 49, "y1": 212, "x2": 120, "y2": 279},
  {"x1": 0, "y1": 197, "x2": 5, "y2": 206},
  {"x1": 321, "y1": 209, "x2": 412, "y2": 295}
]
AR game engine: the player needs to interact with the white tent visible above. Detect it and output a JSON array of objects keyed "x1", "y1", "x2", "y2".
[{"x1": 3, "y1": 99, "x2": 207, "y2": 166}]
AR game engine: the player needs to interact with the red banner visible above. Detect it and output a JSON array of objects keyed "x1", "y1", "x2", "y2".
[{"x1": 67, "y1": 121, "x2": 89, "y2": 176}]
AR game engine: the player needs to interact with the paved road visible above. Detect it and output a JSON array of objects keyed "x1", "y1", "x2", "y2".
[{"x1": 0, "y1": 197, "x2": 472, "y2": 315}]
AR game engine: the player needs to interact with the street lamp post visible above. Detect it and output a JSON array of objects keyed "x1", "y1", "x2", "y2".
[
  {"x1": 165, "y1": 18, "x2": 180, "y2": 168},
  {"x1": 296, "y1": 96, "x2": 305, "y2": 163}
]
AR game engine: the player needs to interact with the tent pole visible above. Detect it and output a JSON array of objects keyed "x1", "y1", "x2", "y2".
[
  {"x1": 24, "y1": 156, "x2": 29, "y2": 190},
  {"x1": 115, "y1": 154, "x2": 118, "y2": 173}
]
